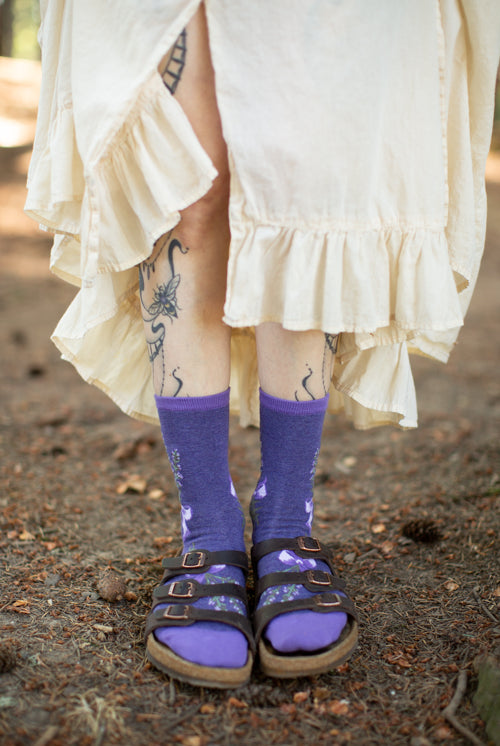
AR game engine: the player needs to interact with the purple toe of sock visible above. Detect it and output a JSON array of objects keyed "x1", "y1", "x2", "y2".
[
  {"x1": 264, "y1": 609, "x2": 348, "y2": 653},
  {"x1": 155, "y1": 622, "x2": 248, "y2": 668}
]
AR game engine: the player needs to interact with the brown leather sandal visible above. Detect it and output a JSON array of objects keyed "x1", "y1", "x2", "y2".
[
  {"x1": 251, "y1": 536, "x2": 359, "y2": 678},
  {"x1": 145, "y1": 549, "x2": 255, "y2": 688}
]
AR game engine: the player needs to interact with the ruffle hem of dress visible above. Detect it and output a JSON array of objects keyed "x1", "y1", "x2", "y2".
[{"x1": 25, "y1": 0, "x2": 500, "y2": 429}]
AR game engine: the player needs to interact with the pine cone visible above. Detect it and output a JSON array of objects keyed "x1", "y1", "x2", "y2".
[
  {"x1": 402, "y1": 518, "x2": 442, "y2": 543},
  {"x1": 0, "y1": 644, "x2": 18, "y2": 673}
]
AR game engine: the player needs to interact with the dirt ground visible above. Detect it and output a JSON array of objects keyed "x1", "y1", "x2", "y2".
[{"x1": 0, "y1": 58, "x2": 499, "y2": 746}]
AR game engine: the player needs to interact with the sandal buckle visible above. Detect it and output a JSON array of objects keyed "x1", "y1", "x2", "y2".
[
  {"x1": 168, "y1": 580, "x2": 195, "y2": 599},
  {"x1": 315, "y1": 593, "x2": 342, "y2": 608},
  {"x1": 297, "y1": 536, "x2": 321, "y2": 553},
  {"x1": 163, "y1": 604, "x2": 190, "y2": 620},
  {"x1": 181, "y1": 551, "x2": 206, "y2": 569},
  {"x1": 306, "y1": 570, "x2": 332, "y2": 586}
]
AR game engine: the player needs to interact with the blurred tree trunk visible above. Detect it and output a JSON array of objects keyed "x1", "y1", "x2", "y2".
[{"x1": 0, "y1": 0, "x2": 15, "y2": 57}]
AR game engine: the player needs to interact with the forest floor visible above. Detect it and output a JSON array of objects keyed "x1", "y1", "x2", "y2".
[{"x1": 0, "y1": 57, "x2": 499, "y2": 746}]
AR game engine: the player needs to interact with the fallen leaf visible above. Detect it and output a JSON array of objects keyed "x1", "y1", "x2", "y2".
[
  {"x1": 148, "y1": 489, "x2": 164, "y2": 500},
  {"x1": 337, "y1": 663, "x2": 350, "y2": 673},
  {"x1": 153, "y1": 536, "x2": 173, "y2": 547},
  {"x1": 293, "y1": 691, "x2": 309, "y2": 704},
  {"x1": 329, "y1": 699, "x2": 350, "y2": 716},
  {"x1": 313, "y1": 686, "x2": 330, "y2": 701},
  {"x1": 31, "y1": 572, "x2": 48, "y2": 582},
  {"x1": 443, "y1": 581, "x2": 459, "y2": 592},
  {"x1": 113, "y1": 442, "x2": 139, "y2": 461},
  {"x1": 371, "y1": 523, "x2": 386, "y2": 534},
  {"x1": 179, "y1": 737, "x2": 202, "y2": 746},
  {"x1": 200, "y1": 704, "x2": 216, "y2": 714},
  {"x1": 19, "y1": 531, "x2": 35, "y2": 541},
  {"x1": 493, "y1": 586, "x2": 500, "y2": 597},
  {"x1": 227, "y1": 697, "x2": 247, "y2": 709},
  {"x1": 280, "y1": 703, "x2": 296, "y2": 715},
  {"x1": 116, "y1": 475, "x2": 147, "y2": 494},
  {"x1": 386, "y1": 651, "x2": 412, "y2": 668},
  {"x1": 380, "y1": 540, "x2": 394, "y2": 554},
  {"x1": 8, "y1": 601, "x2": 30, "y2": 614},
  {"x1": 434, "y1": 725, "x2": 453, "y2": 740}
]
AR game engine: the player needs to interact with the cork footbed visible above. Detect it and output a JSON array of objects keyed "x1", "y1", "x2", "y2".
[
  {"x1": 257, "y1": 619, "x2": 359, "y2": 679},
  {"x1": 146, "y1": 634, "x2": 254, "y2": 689}
]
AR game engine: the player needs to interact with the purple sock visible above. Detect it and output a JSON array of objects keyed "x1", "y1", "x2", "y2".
[
  {"x1": 154, "y1": 389, "x2": 248, "y2": 668},
  {"x1": 251, "y1": 389, "x2": 347, "y2": 653}
]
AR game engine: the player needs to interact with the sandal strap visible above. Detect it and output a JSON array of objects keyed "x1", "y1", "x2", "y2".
[
  {"x1": 251, "y1": 536, "x2": 335, "y2": 570},
  {"x1": 145, "y1": 604, "x2": 256, "y2": 652},
  {"x1": 162, "y1": 549, "x2": 249, "y2": 578},
  {"x1": 253, "y1": 592, "x2": 358, "y2": 644},
  {"x1": 153, "y1": 579, "x2": 248, "y2": 605},
  {"x1": 255, "y1": 569, "x2": 346, "y2": 599}
]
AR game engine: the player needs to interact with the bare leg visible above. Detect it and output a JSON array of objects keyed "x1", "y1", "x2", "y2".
[
  {"x1": 256, "y1": 322, "x2": 337, "y2": 401},
  {"x1": 251, "y1": 325, "x2": 353, "y2": 663},
  {"x1": 143, "y1": 6, "x2": 253, "y2": 685},
  {"x1": 139, "y1": 4, "x2": 231, "y2": 397}
]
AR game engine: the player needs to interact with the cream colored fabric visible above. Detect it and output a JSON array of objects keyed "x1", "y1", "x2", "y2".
[{"x1": 25, "y1": 0, "x2": 500, "y2": 428}]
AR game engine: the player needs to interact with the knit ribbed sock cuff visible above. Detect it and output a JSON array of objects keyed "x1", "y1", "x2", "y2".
[
  {"x1": 155, "y1": 388, "x2": 230, "y2": 413},
  {"x1": 259, "y1": 388, "x2": 329, "y2": 415}
]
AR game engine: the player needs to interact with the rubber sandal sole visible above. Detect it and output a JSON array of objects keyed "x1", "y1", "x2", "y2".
[
  {"x1": 257, "y1": 618, "x2": 359, "y2": 679},
  {"x1": 146, "y1": 634, "x2": 254, "y2": 689}
]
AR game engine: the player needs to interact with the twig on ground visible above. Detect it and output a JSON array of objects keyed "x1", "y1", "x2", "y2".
[
  {"x1": 32, "y1": 726, "x2": 59, "y2": 746},
  {"x1": 442, "y1": 670, "x2": 485, "y2": 746},
  {"x1": 165, "y1": 703, "x2": 200, "y2": 731},
  {"x1": 472, "y1": 589, "x2": 499, "y2": 623}
]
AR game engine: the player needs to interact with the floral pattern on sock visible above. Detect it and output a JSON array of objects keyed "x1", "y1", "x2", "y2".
[
  {"x1": 159, "y1": 563, "x2": 246, "y2": 616},
  {"x1": 180, "y1": 504, "x2": 192, "y2": 542},
  {"x1": 259, "y1": 552, "x2": 318, "y2": 608},
  {"x1": 305, "y1": 498, "x2": 313, "y2": 530},
  {"x1": 168, "y1": 448, "x2": 183, "y2": 490},
  {"x1": 310, "y1": 447, "x2": 319, "y2": 484}
]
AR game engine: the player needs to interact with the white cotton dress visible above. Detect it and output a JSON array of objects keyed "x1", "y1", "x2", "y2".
[{"x1": 25, "y1": 0, "x2": 500, "y2": 429}]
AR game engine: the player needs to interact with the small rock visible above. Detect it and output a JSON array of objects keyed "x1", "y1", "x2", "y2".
[
  {"x1": 44, "y1": 573, "x2": 61, "y2": 587},
  {"x1": 343, "y1": 552, "x2": 356, "y2": 564},
  {"x1": 96, "y1": 570, "x2": 127, "y2": 602}
]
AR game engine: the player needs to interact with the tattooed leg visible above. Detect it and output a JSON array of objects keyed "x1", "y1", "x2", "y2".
[
  {"x1": 143, "y1": 4, "x2": 251, "y2": 680},
  {"x1": 251, "y1": 327, "x2": 347, "y2": 656},
  {"x1": 139, "y1": 232, "x2": 190, "y2": 395},
  {"x1": 139, "y1": 218, "x2": 231, "y2": 397},
  {"x1": 256, "y1": 324, "x2": 338, "y2": 402},
  {"x1": 141, "y1": 3, "x2": 231, "y2": 398},
  {"x1": 162, "y1": 29, "x2": 187, "y2": 94}
]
